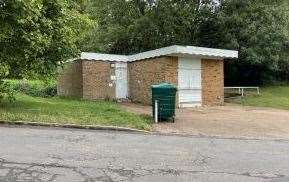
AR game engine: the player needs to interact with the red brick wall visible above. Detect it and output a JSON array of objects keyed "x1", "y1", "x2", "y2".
[
  {"x1": 128, "y1": 56, "x2": 178, "y2": 105},
  {"x1": 201, "y1": 59, "x2": 224, "y2": 106},
  {"x1": 82, "y1": 60, "x2": 116, "y2": 100},
  {"x1": 57, "y1": 60, "x2": 83, "y2": 98}
]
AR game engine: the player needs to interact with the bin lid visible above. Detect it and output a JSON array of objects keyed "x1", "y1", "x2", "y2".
[{"x1": 151, "y1": 83, "x2": 177, "y2": 89}]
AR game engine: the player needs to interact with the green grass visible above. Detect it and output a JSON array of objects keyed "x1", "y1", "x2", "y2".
[
  {"x1": 0, "y1": 94, "x2": 152, "y2": 130},
  {"x1": 230, "y1": 86, "x2": 289, "y2": 110}
]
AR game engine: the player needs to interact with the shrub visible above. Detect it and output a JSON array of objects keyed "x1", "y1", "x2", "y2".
[
  {"x1": 41, "y1": 84, "x2": 57, "y2": 97},
  {"x1": 0, "y1": 64, "x2": 15, "y2": 102},
  {"x1": 4, "y1": 79, "x2": 57, "y2": 98},
  {"x1": 0, "y1": 80, "x2": 15, "y2": 102}
]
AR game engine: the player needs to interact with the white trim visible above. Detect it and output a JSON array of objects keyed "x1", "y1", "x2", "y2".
[
  {"x1": 80, "y1": 45, "x2": 238, "y2": 62},
  {"x1": 81, "y1": 52, "x2": 129, "y2": 62}
]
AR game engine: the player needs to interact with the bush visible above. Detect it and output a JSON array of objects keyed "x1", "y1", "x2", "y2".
[
  {"x1": 0, "y1": 63, "x2": 15, "y2": 102},
  {"x1": 5, "y1": 79, "x2": 57, "y2": 98},
  {"x1": 0, "y1": 80, "x2": 15, "y2": 102}
]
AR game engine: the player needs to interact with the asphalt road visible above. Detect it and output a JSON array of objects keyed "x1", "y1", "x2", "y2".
[{"x1": 0, "y1": 126, "x2": 289, "y2": 182}]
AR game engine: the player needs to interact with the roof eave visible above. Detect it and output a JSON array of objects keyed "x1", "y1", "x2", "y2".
[{"x1": 80, "y1": 45, "x2": 238, "y2": 62}]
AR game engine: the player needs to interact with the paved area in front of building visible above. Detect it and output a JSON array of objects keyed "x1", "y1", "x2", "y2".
[
  {"x1": 121, "y1": 103, "x2": 289, "y2": 139},
  {"x1": 1, "y1": 126, "x2": 289, "y2": 182}
]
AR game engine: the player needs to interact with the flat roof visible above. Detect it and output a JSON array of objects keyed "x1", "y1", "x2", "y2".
[{"x1": 81, "y1": 45, "x2": 238, "y2": 62}]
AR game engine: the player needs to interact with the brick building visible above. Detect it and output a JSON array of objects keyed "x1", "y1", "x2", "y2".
[{"x1": 58, "y1": 45, "x2": 238, "y2": 107}]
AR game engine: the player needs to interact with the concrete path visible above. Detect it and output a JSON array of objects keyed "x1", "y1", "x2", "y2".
[
  {"x1": 0, "y1": 126, "x2": 289, "y2": 181},
  {"x1": 121, "y1": 103, "x2": 289, "y2": 139}
]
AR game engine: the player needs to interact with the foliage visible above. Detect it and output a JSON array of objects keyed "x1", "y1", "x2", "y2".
[
  {"x1": 0, "y1": 0, "x2": 93, "y2": 78},
  {"x1": 82, "y1": 0, "x2": 289, "y2": 85},
  {"x1": 4, "y1": 79, "x2": 57, "y2": 98},
  {"x1": 0, "y1": 93, "x2": 152, "y2": 130},
  {"x1": 214, "y1": 0, "x2": 289, "y2": 85},
  {"x1": 83, "y1": 0, "x2": 203, "y2": 54},
  {"x1": 1, "y1": 0, "x2": 288, "y2": 85},
  {"x1": 0, "y1": 81, "x2": 15, "y2": 102},
  {"x1": 0, "y1": 63, "x2": 14, "y2": 102}
]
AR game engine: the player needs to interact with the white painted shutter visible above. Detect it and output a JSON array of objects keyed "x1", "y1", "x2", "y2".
[
  {"x1": 115, "y1": 63, "x2": 128, "y2": 99},
  {"x1": 178, "y1": 57, "x2": 202, "y2": 107}
]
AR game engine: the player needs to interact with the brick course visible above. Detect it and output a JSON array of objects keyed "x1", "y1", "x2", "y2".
[
  {"x1": 201, "y1": 59, "x2": 224, "y2": 106},
  {"x1": 58, "y1": 57, "x2": 224, "y2": 107},
  {"x1": 82, "y1": 60, "x2": 116, "y2": 100},
  {"x1": 128, "y1": 56, "x2": 178, "y2": 105},
  {"x1": 57, "y1": 60, "x2": 83, "y2": 98}
]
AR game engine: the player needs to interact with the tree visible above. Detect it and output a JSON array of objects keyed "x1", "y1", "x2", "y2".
[
  {"x1": 83, "y1": 0, "x2": 289, "y2": 85},
  {"x1": 0, "y1": 0, "x2": 92, "y2": 78},
  {"x1": 0, "y1": 0, "x2": 92, "y2": 101},
  {"x1": 212, "y1": 0, "x2": 289, "y2": 85},
  {"x1": 83, "y1": 0, "x2": 201, "y2": 54}
]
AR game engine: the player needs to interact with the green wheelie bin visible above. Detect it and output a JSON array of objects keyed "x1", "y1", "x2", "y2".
[{"x1": 151, "y1": 83, "x2": 177, "y2": 122}]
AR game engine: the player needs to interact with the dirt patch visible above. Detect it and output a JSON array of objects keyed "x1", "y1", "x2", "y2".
[{"x1": 120, "y1": 103, "x2": 289, "y2": 139}]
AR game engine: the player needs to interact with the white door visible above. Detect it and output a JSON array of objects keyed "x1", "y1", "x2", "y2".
[
  {"x1": 115, "y1": 63, "x2": 128, "y2": 99},
  {"x1": 178, "y1": 57, "x2": 202, "y2": 107}
]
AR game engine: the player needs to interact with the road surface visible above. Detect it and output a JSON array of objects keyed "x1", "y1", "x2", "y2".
[{"x1": 0, "y1": 126, "x2": 289, "y2": 182}]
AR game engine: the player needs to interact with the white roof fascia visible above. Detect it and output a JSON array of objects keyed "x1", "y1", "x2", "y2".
[
  {"x1": 128, "y1": 45, "x2": 179, "y2": 62},
  {"x1": 176, "y1": 46, "x2": 238, "y2": 59},
  {"x1": 81, "y1": 52, "x2": 129, "y2": 62},
  {"x1": 170, "y1": 53, "x2": 230, "y2": 60},
  {"x1": 80, "y1": 45, "x2": 238, "y2": 62}
]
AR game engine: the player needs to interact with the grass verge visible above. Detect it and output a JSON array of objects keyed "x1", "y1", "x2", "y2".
[
  {"x1": 227, "y1": 86, "x2": 289, "y2": 110},
  {"x1": 0, "y1": 94, "x2": 152, "y2": 130}
]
